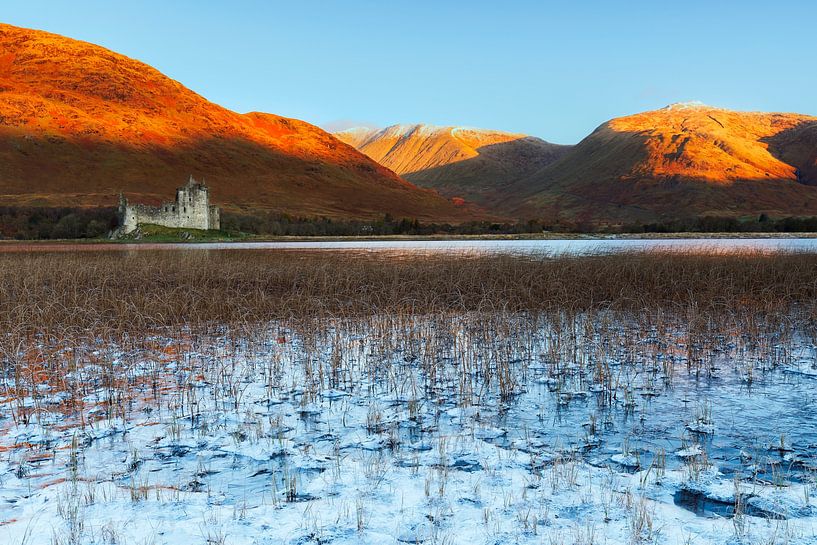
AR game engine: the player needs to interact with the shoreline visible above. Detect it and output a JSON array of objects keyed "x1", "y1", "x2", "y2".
[{"x1": 3, "y1": 231, "x2": 817, "y2": 244}]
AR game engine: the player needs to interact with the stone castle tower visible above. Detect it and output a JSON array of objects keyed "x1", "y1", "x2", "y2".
[{"x1": 118, "y1": 176, "x2": 220, "y2": 234}]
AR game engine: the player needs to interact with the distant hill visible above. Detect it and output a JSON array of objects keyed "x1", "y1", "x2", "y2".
[
  {"x1": 339, "y1": 108, "x2": 817, "y2": 225},
  {"x1": 499, "y1": 103, "x2": 817, "y2": 223},
  {"x1": 335, "y1": 124, "x2": 569, "y2": 209},
  {"x1": 0, "y1": 23, "x2": 478, "y2": 222}
]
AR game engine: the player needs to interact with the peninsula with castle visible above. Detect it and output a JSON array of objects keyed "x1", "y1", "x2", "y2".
[{"x1": 116, "y1": 176, "x2": 220, "y2": 236}]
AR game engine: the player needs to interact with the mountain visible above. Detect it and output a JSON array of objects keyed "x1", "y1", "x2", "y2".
[
  {"x1": 0, "y1": 23, "x2": 476, "y2": 222},
  {"x1": 335, "y1": 124, "x2": 569, "y2": 208},
  {"x1": 339, "y1": 106, "x2": 817, "y2": 224},
  {"x1": 502, "y1": 103, "x2": 817, "y2": 223}
]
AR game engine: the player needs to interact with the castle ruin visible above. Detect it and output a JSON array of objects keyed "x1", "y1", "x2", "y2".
[{"x1": 118, "y1": 176, "x2": 220, "y2": 234}]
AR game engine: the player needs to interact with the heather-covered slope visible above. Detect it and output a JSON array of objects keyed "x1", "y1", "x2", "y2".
[
  {"x1": 335, "y1": 124, "x2": 569, "y2": 207},
  {"x1": 503, "y1": 104, "x2": 817, "y2": 223},
  {"x1": 0, "y1": 24, "x2": 475, "y2": 221}
]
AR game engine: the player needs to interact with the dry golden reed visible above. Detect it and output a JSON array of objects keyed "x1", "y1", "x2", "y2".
[{"x1": 2, "y1": 249, "x2": 817, "y2": 337}]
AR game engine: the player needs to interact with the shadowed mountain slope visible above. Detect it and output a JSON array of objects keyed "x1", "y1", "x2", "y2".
[
  {"x1": 335, "y1": 124, "x2": 569, "y2": 208},
  {"x1": 0, "y1": 23, "x2": 477, "y2": 221},
  {"x1": 499, "y1": 103, "x2": 817, "y2": 223}
]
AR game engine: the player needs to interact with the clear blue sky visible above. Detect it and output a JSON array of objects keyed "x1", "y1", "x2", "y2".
[{"x1": 4, "y1": 0, "x2": 816, "y2": 143}]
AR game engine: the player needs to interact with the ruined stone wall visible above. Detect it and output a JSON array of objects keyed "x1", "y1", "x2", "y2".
[
  {"x1": 169, "y1": 184, "x2": 212, "y2": 230},
  {"x1": 126, "y1": 203, "x2": 210, "y2": 231},
  {"x1": 120, "y1": 204, "x2": 140, "y2": 234},
  {"x1": 208, "y1": 206, "x2": 221, "y2": 230},
  {"x1": 118, "y1": 180, "x2": 218, "y2": 234}
]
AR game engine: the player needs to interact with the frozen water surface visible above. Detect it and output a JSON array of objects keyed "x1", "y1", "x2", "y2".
[
  {"x1": 0, "y1": 312, "x2": 815, "y2": 545},
  {"x1": 1, "y1": 242, "x2": 817, "y2": 544}
]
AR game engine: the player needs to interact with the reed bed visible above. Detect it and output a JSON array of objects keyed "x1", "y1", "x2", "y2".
[
  {"x1": 2, "y1": 249, "x2": 817, "y2": 544},
  {"x1": 1, "y1": 249, "x2": 816, "y2": 334},
  {"x1": 2, "y1": 248, "x2": 815, "y2": 414}
]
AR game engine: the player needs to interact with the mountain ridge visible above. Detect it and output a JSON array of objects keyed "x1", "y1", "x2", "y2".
[
  {"x1": 335, "y1": 123, "x2": 570, "y2": 208},
  {"x1": 0, "y1": 23, "x2": 478, "y2": 222},
  {"x1": 500, "y1": 104, "x2": 817, "y2": 222},
  {"x1": 4, "y1": 21, "x2": 817, "y2": 227},
  {"x1": 339, "y1": 107, "x2": 817, "y2": 223}
]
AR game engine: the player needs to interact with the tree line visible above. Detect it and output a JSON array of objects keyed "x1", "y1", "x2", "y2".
[
  {"x1": 3, "y1": 206, "x2": 817, "y2": 239},
  {"x1": 0, "y1": 207, "x2": 118, "y2": 240}
]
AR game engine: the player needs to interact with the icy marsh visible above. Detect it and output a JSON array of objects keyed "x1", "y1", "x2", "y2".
[{"x1": 1, "y1": 249, "x2": 816, "y2": 545}]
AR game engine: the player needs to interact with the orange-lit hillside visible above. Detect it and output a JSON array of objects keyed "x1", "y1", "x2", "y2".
[
  {"x1": 606, "y1": 103, "x2": 815, "y2": 183},
  {"x1": 335, "y1": 124, "x2": 568, "y2": 208},
  {"x1": 503, "y1": 103, "x2": 817, "y2": 223},
  {"x1": 0, "y1": 23, "x2": 477, "y2": 221}
]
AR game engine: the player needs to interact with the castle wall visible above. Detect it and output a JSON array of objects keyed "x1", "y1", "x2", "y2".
[
  {"x1": 118, "y1": 177, "x2": 219, "y2": 234},
  {"x1": 126, "y1": 203, "x2": 211, "y2": 231},
  {"x1": 208, "y1": 206, "x2": 221, "y2": 231},
  {"x1": 121, "y1": 205, "x2": 140, "y2": 234}
]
